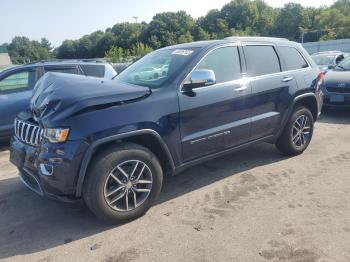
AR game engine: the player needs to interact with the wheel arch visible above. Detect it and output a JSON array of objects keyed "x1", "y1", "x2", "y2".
[
  {"x1": 293, "y1": 94, "x2": 318, "y2": 121},
  {"x1": 75, "y1": 129, "x2": 175, "y2": 197},
  {"x1": 275, "y1": 92, "x2": 318, "y2": 141}
]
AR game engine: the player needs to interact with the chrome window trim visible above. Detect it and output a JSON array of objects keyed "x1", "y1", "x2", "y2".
[
  {"x1": 179, "y1": 43, "x2": 242, "y2": 93},
  {"x1": 179, "y1": 42, "x2": 314, "y2": 92},
  {"x1": 241, "y1": 43, "x2": 312, "y2": 78}
]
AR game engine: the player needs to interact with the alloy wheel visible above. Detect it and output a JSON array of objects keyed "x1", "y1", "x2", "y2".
[
  {"x1": 103, "y1": 160, "x2": 153, "y2": 212},
  {"x1": 292, "y1": 115, "x2": 311, "y2": 147}
]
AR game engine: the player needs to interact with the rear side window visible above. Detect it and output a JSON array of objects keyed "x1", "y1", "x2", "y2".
[
  {"x1": 195, "y1": 46, "x2": 241, "y2": 84},
  {"x1": 244, "y1": 45, "x2": 281, "y2": 77},
  {"x1": 279, "y1": 46, "x2": 309, "y2": 70},
  {"x1": 44, "y1": 67, "x2": 79, "y2": 75},
  {"x1": 0, "y1": 69, "x2": 37, "y2": 93},
  {"x1": 81, "y1": 64, "x2": 105, "y2": 78}
]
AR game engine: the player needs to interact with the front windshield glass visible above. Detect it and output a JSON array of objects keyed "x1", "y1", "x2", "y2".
[
  {"x1": 115, "y1": 48, "x2": 198, "y2": 88},
  {"x1": 311, "y1": 54, "x2": 335, "y2": 65},
  {"x1": 335, "y1": 56, "x2": 350, "y2": 71}
]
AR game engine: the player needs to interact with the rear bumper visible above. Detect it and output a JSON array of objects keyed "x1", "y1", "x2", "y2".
[
  {"x1": 10, "y1": 136, "x2": 89, "y2": 201},
  {"x1": 322, "y1": 87, "x2": 350, "y2": 107}
]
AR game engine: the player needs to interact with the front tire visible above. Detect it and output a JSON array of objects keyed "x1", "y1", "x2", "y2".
[
  {"x1": 83, "y1": 143, "x2": 163, "y2": 224},
  {"x1": 276, "y1": 107, "x2": 314, "y2": 156}
]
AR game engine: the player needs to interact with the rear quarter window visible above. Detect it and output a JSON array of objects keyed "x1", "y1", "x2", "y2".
[
  {"x1": 44, "y1": 67, "x2": 79, "y2": 75},
  {"x1": 279, "y1": 46, "x2": 309, "y2": 70},
  {"x1": 243, "y1": 45, "x2": 281, "y2": 77},
  {"x1": 81, "y1": 64, "x2": 105, "y2": 78}
]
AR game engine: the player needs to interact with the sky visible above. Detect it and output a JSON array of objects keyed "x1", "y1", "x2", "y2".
[{"x1": 0, "y1": 0, "x2": 336, "y2": 47}]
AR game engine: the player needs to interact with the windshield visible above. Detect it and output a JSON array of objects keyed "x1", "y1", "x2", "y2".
[
  {"x1": 335, "y1": 56, "x2": 350, "y2": 71},
  {"x1": 115, "y1": 48, "x2": 198, "y2": 88},
  {"x1": 311, "y1": 54, "x2": 336, "y2": 65}
]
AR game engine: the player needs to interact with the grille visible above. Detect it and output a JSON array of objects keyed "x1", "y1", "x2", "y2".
[
  {"x1": 326, "y1": 86, "x2": 350, "y2": 93},
  {"x1": 14, "y1": 118, "x2": 44, "y2": 146}
]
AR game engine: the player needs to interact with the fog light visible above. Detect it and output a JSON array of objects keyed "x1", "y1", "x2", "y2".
[{"x1": 39, "y1": 164, "x2": 53, "y2": 176}]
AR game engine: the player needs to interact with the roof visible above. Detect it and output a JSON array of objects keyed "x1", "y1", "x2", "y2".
[
  {"x1": 224, "y1": 36, "x2": 290, "y2": 43},
  {"x1": 0, "y1": 59, "x2": 110, "y2": 74},
  {"x1": 162, "y1": 37, "x2": 293, "y2": 50},
  {"x1": 0, "y1": 53, "x2": 12, "y2": 67}
]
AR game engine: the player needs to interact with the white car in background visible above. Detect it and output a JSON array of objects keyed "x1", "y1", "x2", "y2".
[{"x1": 130, "y1": 64, "x2": 169, "y2": 81}]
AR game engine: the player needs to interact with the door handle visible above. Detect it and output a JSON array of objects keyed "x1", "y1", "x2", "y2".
[
  {"x1": 282, "y1": 77, "x2": 293, "y2": 82},
  {"x1": 234, "y1": 86, "x2": 248, "y2": 93}
]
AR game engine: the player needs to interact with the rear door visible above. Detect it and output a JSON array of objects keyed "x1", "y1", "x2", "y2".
[
  {"x1": 179, "y1": 45, "x2": 252, "y2": 162},
  {"x1": 278, "y1": 45, "x2": 313, "y2": 91},
  {"x1": 242, "y1": 44, "x2": 299, "y2": 140},
  {"x1": 0, "y1": 67, "x2": 39, "y2": 138}
]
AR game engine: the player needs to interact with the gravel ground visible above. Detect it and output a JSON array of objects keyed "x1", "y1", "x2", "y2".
[{"x1": 1, "y1": 109, "x2": 350, "y2": 262}]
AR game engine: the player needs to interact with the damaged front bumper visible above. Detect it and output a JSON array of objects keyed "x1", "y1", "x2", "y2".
[{"x1": 10, "y1": 135, "x2": 89, "y2": 202}]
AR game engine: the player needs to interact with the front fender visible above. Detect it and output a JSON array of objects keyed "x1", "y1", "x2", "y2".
[{"x1": 75, "y1": 129, "x2": 175, "y2": 197}]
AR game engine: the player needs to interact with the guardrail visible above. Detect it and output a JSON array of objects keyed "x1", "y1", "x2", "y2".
[{"x1": 303, "y1": 38, "x2": 350, "y2": 54}]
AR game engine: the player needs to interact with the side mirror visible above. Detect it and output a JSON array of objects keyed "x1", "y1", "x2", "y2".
[{"x1": 182, "y1": 69, "x2": 216, "y2": 93}]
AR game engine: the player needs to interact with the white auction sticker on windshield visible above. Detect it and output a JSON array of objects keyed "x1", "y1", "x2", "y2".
[{"x1": 172, "y1": 49, "x2": 193, "y2": 56}]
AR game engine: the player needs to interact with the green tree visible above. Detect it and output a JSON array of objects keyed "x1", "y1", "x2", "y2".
[
  {"x1": 191, "y1": 26, "x2": 210, "y2": 41},
  {"x1": 221, "y1": 0, "x2": 259, "y2": 31},
  {"x1": 131, "y1": 43, "x2": 153, "y2": 58},
  {"x1": 95, "y1": 32, "x2": 117, "y2": 58},
  {"x1": 272, "y1": 3, "x2": 306, "y2": 41},
  {"x1": 111, "y1": 22, "x2": 143, "y2": 49},
  {"x1": 105, "y1": 46, "x2": 126, "y2": 63},
  {"x1": 144, "y1": 11, "x2": 195, "y2": 48},
  {"x1": 315, "y1": 8, "x2": 350, "y2": 39},
  {"x1": 198, "y1": 9, "x2": 231, "y2": 39},
  {"x1": 7, "y1": 36, "x2": 53, "y2": 63},
  {"x1": 56, "y1": 39, "x2": 78, "y2": 59},
  {"x1": 253, "y1": 0, "x2": 277, "y2": 36}
]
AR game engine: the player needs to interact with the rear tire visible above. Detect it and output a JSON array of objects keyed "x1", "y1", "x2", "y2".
[
  {"x1": 276, "y1": 107, "x2": 314, "y2": 156},
  {"x1": 83, "y1": 143, "x2": 163, "y2": 224}
]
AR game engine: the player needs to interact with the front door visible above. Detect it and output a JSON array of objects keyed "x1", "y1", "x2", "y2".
[{"x1": 178, "y1": 45, "x2": 252, "y2": 162}]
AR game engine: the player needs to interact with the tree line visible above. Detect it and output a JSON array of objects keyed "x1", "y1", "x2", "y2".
[{"x1": 1, "y1": 0, "x2": 350, "y2": 64}]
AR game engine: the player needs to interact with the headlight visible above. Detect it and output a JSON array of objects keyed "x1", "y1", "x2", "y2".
[{"x1": 44, "y1": 128, "x2": 70, "y2": 143}]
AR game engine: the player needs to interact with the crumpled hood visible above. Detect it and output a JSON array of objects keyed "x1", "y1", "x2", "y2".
[
  {"x1": 30, "y1": 72, "x2": 151, "y2": 121},
  {"x1": 323, "y1": 70, "x2": 350, "y2": 88}
]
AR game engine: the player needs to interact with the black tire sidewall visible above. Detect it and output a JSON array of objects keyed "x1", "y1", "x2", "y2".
[
  {"x1": 277, "y1": 107, "x2": 314, "y2": 155},
  {"x1": 83, "y1": 144, "x2": 163, "y2": 223}
]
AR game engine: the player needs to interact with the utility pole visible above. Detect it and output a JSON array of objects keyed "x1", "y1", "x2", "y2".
[{"x1": 133, "y1": 16, "x2": 139, "y2": 23}]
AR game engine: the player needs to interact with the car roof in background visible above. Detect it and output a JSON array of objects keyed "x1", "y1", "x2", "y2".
[
  {"x1": 0, "y1": 59, "x2": 111, "y2": 74},
  {"x1": 312, "y1": 51, "x2": 344, "y2": 56}
]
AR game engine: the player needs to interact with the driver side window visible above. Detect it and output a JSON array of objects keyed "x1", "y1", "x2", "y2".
[{"x1": 195, "y1": 46, "x2": 241, "y2": 84}]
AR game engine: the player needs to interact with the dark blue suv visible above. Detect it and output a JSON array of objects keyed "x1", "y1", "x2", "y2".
[{"x1": 10, "y1": 37, "x2": 323, "y2": 223}]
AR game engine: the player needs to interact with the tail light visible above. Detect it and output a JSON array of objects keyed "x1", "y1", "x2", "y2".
[{"x1": 316, "y1": 71, "x2": 324, "y2": 91}]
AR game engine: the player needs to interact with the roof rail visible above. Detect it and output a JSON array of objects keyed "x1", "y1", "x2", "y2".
[
  {"x1": 224, "y1": 36, "x2": 289, "y2": 42},
  {"x1": 25, "y1": 58, "x2": 106, "y2": 65}
]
